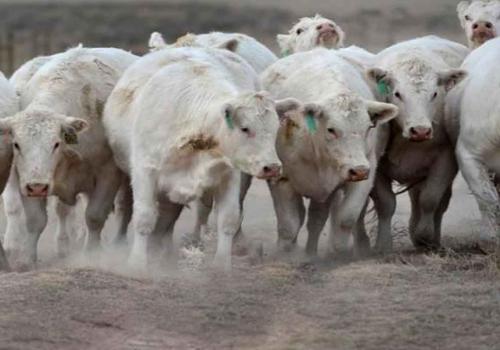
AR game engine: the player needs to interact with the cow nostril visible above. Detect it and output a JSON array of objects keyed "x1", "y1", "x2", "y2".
[
  {"x1": 26, "y1": 185, "x2": 33, "y2": 193},
  {"x1": 410, "y1": 127, "x2": 417, "y2": 135},
  {"x1": 486, "y1": 22, "x2": 493, "y2": 29},
  {"x1": 263, "y1": 166, "x2": 271, "y2": 173},
  {"x1": 473, "y1": 23, "x2": 479, "y2": 30}
]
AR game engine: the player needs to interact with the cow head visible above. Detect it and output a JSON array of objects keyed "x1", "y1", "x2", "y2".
[
  {"x1": 277, "y1": 15, "x2": 345, "y2": 56},
  {"x1": 458, "y1": 1, "x2": 500, "y2": 48},
  {"x1": 0, "y1": 109, "x2": 88, "y2": 197},
  {"x1": 276, "y1": 93, "x2": 398, "y2": 182},
  {"x1": 367, "y1": 55, "x2": 466, "y2": 142},
  {"x1": 220, "y1": 91, "x2": 291, "y2": 180}
]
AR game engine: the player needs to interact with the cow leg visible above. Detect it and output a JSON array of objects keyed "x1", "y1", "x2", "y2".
[
  {"x1": 456, "y1": 142, "x2": 499, "y2": 249},
  {"x1": 150, "y1": 198, "x2": 183, "y2": 266},
  {"x1": 213, "y1": 171, "x2": 241, "y2": 271},
  {"x1": 55, "y1": 200, "x2": 74, "y2": 258},
  {"x1": 190, "y1": 193, "x2": 213, "y2": 246},
  {"x1": 412, "y1": 151, "x2": 457, "y2": 251},
  {"x1": 268, "y1": 179, "x2": 305, "y2": 253},
  {"x1": 113, "y1": 177, "x2": 133, "y2": 245},
  {"x1": 0, "y1": 242, "x2": 9, "y2": 271},
  {"x1": 354, "y1": 200, "x2": 371, "y2": 255},
  {"x1": 84, "y1": 165, "x2": 123, "y2": 252},
  {"x1": 4, "y1": 172, "x2": 47, "y2": 270},
  {"x1": 434, "y1": 186, "x2": 452, "y2": 245},
  {"x1": 129, "y1": 167, "x2": 159, "y2": 269},
  {"x1": 305, "y1": 197, "x2": 333, "y2": 256},
  {"x1": 372, "y1": 172, "x2": 396, "y2": 254},
  {"x1": 330, "y1": 178, "x2": 374, "y2": 258}
]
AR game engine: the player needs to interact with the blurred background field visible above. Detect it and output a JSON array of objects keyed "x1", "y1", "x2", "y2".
[{"x1": 0, "y1": 0, "x2": 462, "y2": 75}]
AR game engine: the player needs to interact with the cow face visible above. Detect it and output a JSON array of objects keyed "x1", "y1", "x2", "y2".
[
  {"x1": 277, "y1": 15, "x2": 345, "y2": 55},
  {"x1": 0, "y1": 109, "x2": 88, "y2": 197},
  {"x1": 367, "y1": 57, "x2": 466, "y2": 142},
  {"x1": 278, "y1": 93, "x2": 397, "y2": 182},
  {"x1": 221, "y1": 92, "x2": 287, "y2": 180},
  {"x1": 458, "y1": 1, "x2": 500, "y2": 48}
]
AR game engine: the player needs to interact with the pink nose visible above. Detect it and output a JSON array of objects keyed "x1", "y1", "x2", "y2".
[
  {"x1": 347, "y1": 166, "x2": 370, "y2": 182},
  {"x1": 472, "y1": 21, "x2": 495, "y2": 38},
  {"x1": 316, "y1": 23, "x2": 336, "y2": 34},
  {"x1": 26, "y1": 183, "x2": 49, "y2": 197},
  {"x1": 409, "y1": 126, "x2": 432, "y2": 142},
  {"x1": 257, "y1": 164, "x2": 281, "y2": 180}
]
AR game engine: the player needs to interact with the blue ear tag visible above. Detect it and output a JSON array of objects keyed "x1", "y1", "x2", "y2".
[
  {"x1": 305, "y1": 114, "x2": 317, "y2": 134},
  {"x1": 377, "y1": 80, "x2": 390, "y2": 96},
  {"x1": 225, "y1": 111, "x2": 234, "y2": 130}
]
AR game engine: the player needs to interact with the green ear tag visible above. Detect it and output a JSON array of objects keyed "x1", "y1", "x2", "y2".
[
  {"x1": 62, "y1": 129, "x2": 78, "y2": 145},
  {"x1": 282, "y1": 49, "x2": 290, "y2": 57},
  {"x1": 305, "y1": 114, "x2": 317, "y2": 133},
  {"x1": 377, "y1": 80, "x2": 390, "y2": 96},
  {"x1": 225, "y1": 111, "x2": 234, "y2": 130}
]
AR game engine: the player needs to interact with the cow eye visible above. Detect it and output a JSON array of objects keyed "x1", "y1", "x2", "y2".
[
  {"x1": 431, "y1": 91, "x2": 438, "y2": 101},
  {"x1": 327, "y1": 128, "x2": 338, "y2": 137},
  {"x1": 241, "y1": 127, "x2": 250, "y2": 134},
  {"x1": 13, "y1": 142, "x2": 20, "y2": 151},
  {"x1": 394, "y1": 91, "x2": 403, "y2": 101},
  {"x1": 296, "y1": 28, "x2": 303, "y2": 35},
  {"x1": 465, "y1": 15, "x2": 471, "y2": 21}
]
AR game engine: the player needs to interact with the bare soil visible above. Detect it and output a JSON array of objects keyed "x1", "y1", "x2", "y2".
[{"x1": 1, "y1": 177, "x2": 499, "y2": 350}]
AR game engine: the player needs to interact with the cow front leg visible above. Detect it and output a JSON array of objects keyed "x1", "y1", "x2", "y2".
[
  {"x1": 113, "y1": 177, "x2": 133, "y2": 245},
  {"x1": 268, "y1": 179, "x2": 305, "y2": 253},
  {"x1": 372, "y1": 173, "x2": 396, "y2": 254},
  {"x1": 411, "y1": 150, "x2": 457, "y2": 251},
  {"x1": 213, "y1": 171, "x2": 241, "y2": 271},
  {"x1": 306, "y1": 197, "x2": 333, "y2": 256}
]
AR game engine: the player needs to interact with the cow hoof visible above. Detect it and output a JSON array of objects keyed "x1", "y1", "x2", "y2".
[
  {"x1": 181, "y1": 234, "x2": 204, "y2": 251},
  {"x1": 277, "y1": 239, "x2": 297, "y2": 253}
]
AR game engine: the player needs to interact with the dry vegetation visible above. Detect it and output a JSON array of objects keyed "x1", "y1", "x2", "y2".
[{"x1": 0, "y1": 1, "x2": 499, "y2": 349}]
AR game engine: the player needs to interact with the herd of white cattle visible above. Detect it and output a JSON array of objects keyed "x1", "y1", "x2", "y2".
[{"x1": 0, "y1": 0, "x2": 499, "y2": 272}]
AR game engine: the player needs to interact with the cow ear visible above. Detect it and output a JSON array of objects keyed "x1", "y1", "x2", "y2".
[
  {"x1": 275, "y1": 98, "x2": 302, "y2": 123},
  {"x1": 457, "y1": 1, "x2": 470, "y2": 16},
  {"x1": 438, "y1": 69, "x2": 467, "y2": 91},
  {"x1": 217, "y1": 38, "x2": 239, "y2": 52},
  {"x1": 149, "y1": 31, "x2": 167, "y2": 52},
  {"x1": 366, "y1": 68, "x2": 393, "y2": 97},
  {"x1": 61, "y1": 117, "x2": 88, "y2": 145},
  {"x1": 335, "y1": 25, "x2": 346, "y2": 48},
  {"x1": 365, "y1": 100, "x2": 399, "y2": 126},
  {"x1": 277, "y1": 34, "x2": 293, "y2": 56},
  {"x1": 302, "y1": 103, "x2": 324, "y2": 133}
]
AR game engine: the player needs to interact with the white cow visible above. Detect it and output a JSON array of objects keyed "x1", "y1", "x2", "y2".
[
  {"x1": 446, "y1": 37, "x2": 500, "y2": 254},
  {"x1": 261, "y1": 48, "x2": 398, "y2": 256},
  {"x1": 457, "y1": 1, "x2": 500, "y2": 48},
  {"x1": 365, "y1": 37, "x2": 468, "y2": 253},
  {"x1": 0, "y1": 72, "x2": 19, "y2": 271},
  {"x1": 148, "y1": 31, "x2": 277, "y2": 74},
  {"x1": 1, "y1": 47, "x2": 138, "y2": 269},
  {"x1": 276, "y1": 15, "x2": 375, "y2": 70},
  {"x1": 104, "y1": 47, "x2": 289, "y2": 271}
]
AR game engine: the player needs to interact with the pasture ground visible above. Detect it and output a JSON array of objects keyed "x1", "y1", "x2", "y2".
[{"x1": 1, "y1": 176, "x2": 499, "y2": 350}]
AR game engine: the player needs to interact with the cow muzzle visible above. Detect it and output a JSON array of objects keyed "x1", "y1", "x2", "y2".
[
  {"x1": 347, "y1": 166, "x2": 370, "y2": 182},
  {"x1": 26, "y1": 183, "x2": 50, "y2": 197},
  {"x1": 408, "y1": 126, "x2": 432, "y2": 142},
  {"x1": 472, "y1": 21, "x2": 496, "y2": 45},
  {"x1": 256, "y1": 163, "x2": 282, "y2": 180},
  {"x1": 316, "y1": 24, "x2": 338, "y2": 45}
]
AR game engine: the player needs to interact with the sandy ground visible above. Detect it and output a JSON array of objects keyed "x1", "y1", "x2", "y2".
[{"x1": 0, "y1": 175, "x2": 499, "y2": 350}]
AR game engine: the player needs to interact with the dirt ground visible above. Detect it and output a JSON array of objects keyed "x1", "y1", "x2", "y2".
[{"x1": 0, "y1": 175, "x2": 499, "y2": 350}]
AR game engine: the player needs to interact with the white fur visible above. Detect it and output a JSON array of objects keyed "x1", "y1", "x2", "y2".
[
  {"x1": 148, "y1": 31, "x2": 277, "y2": 74},
  {"x1": 457, "y1": 1, "x2": 500, "y2": 48},
  {"x1": 261, "y1": 48, "x2": 398, "y2": 255},
  {"x1": 1, "y1": 47, "x2": 138, "y2": 268},
  {"x1": 447, "y1": 37, "x2": 500, "y2": 249},
  {"x1": 104, "y1": 47, "x2": 284, "y2": 271}
]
